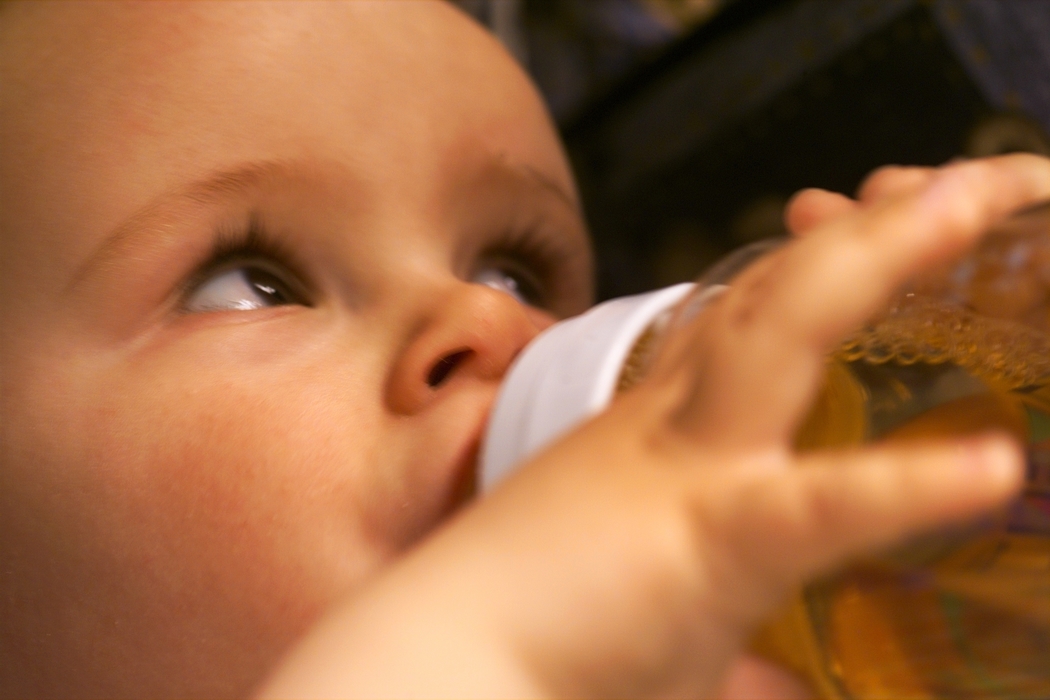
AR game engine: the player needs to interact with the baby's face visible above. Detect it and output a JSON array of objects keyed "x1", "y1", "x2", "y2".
[{"x1": 0, "y1": 2, "x2": 591, "y2": 697}]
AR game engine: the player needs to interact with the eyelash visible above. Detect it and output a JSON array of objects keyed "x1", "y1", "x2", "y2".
[
  {"x1": 478, "y1": 226, "x2": 562, "y2": 309},
  {"x1": 182, "y1": 217, "x2": 566, "y2": 312},
  {"x1": 181, "y1": 215, "x2": 312, "y2": 308}
]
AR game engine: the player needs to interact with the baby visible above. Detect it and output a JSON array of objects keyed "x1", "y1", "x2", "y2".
[{"x1": 2, "y1": 2, "x2": 1049, "y2": 698}]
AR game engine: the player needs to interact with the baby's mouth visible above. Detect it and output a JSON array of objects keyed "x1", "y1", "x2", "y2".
[
  {"x1": 437, "y1": 380, "x2": 501, "y2": 517},
  {"x1": 450, "y1": 438, "x2": 481, "y2": 508}
]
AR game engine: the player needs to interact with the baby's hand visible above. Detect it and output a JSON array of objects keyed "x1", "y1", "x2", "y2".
[{"x1": 260, "y1": 154, "x2": 1050, "y2": 700}]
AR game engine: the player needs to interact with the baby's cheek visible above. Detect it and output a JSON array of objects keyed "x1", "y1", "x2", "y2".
[
  {"x1": 5, "y1": 352, "x2": 397, "y2": 695},
  {"x1": 89, "y1": 368, "x2": 382, "y2": 602}
]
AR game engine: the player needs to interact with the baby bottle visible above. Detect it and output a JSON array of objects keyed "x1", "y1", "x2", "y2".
[{"x1": 480, "y1": 202, "x2": 1050, "y2": 700}]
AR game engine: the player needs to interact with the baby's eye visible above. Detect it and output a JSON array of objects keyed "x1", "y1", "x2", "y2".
[
  {"x1": 472, "y1": 264, "x2": 543, "y2": 307},
  {"x1": 183, "y1": 264, "x2": 303, "y2": 313}
]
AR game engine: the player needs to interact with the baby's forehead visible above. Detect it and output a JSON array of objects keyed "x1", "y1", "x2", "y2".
[{"x1": 0, "y1": 1, "x2": 574, "y2": 301}]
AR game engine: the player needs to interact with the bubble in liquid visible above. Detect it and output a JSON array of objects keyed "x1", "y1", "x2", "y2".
[
  {"x1": 835, "y1": 297, "x2": 1050, "y2": 389},
  {"x1": 839, "y1": 341, "x2": 867, "y2": 363}
]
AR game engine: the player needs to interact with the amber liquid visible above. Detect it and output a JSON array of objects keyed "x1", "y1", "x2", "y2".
[{"x1": 758, "y1": 296, "x2": 1050, "y2": 700}]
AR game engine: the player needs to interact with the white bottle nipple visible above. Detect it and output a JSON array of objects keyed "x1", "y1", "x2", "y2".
[{"x1": 479, "y1": 283, "x2": 694, "y2": 491}]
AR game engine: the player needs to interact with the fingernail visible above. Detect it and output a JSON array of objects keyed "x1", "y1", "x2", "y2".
[
  {"x1": 963, "y1": 436, "x2": 1022, "y2": 486},
  {"x1": 919, "y1": 168, "x2": 966, "y2": 210}
]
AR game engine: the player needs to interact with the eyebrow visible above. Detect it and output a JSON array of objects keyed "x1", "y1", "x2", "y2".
[
  {"x1": 67, "y1": 156, "x2": 584, "y2": 294},
  {"x1": 517, "y1": 163, "x2": 581, "y2": 214},
  {"x1": 67, "y1": 161, "x2": 295, "y2": 293}
]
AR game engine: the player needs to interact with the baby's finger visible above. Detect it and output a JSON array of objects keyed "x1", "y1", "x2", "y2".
[
  {"x1": 670, "y1": 155, "x2": 1050, "y2": 446},
  {"x1": 784, "y1": 188, "x2": 856, "y2": 237},
  {"x1": 856, "y1": 164, "x2": 937, "y2": 204},
  {"x1": 789, "y1": 166, "x2": 950, "y2": 238},
  {"x1": 699, "y1": 436, "x2": 1023, "y2": 622},
  {"x1": 786, "y1": 167, "x2": 942, "y2": 238},
  {"x1": 764, "y1": 154, "x2": 1050, "y2": 346}
]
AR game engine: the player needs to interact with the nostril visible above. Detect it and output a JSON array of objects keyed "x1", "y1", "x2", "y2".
[{"x1": 427, "y1": 349, "x2": 472, "y2": 388}]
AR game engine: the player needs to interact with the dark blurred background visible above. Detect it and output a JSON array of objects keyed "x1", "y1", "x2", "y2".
[{"x1": 456, "y1": 0, "x2": 1050, "y2": 300}]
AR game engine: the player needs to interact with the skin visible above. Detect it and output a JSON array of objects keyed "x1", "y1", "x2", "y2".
[
  {"x1": 262, "y1": 155, "x2": 1050, "y2": 700},
  {"x1": 0, "y1": 3, "x2": 591, "y2": 697},
  {"x1": 4, "y1": 3, "x2": 1050, "y2": 700}
]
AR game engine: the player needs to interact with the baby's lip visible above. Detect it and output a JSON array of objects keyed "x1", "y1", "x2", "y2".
[
  {"x1": 438, "y1": 382, "x2": 509, "y2": 518},
  {"x1": 449, "y1": 435, "x2": 480, "y2": 508},
  {"x1": 392, "y1": 412, "x2": 487, "y2": 549},
  {"x1": 443, "y1": 402, "x2": 491, "y2": 512}
]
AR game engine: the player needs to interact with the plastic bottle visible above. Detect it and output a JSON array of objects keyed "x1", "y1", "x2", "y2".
[{"x1": 480, "y1": 203, "x2": 1050, "y2": 700}]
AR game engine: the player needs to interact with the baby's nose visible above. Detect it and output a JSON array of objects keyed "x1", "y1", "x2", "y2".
[{"x1": 387, "y1": 282, "x2": 545, "y2": 414}]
